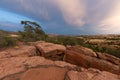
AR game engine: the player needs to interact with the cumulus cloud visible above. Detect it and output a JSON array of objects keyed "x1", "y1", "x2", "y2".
[
  {"x1": 0, "y1": 0, "x2": 120, "y2": 34},
  {"x1": 55, "y1": 0, "x2": 85, "y2": 27},
  {"x1": 0, "y1": 0, "x2": 86, "y2": 27},
  {"x1": 0, "y1": 0, "x2": 52, "y2": 21},
  {"x1": 98, "y1": 0, "x2": 120, "y2": 34},
  {"x1": 86, "y1": 0, "x2": 113, "y2": 24}
]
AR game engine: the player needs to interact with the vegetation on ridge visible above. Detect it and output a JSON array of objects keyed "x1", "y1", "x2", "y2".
[
  {"x1": 0, "y1": 21, "x2": 120, "y2": 58},
  {"x1": 0, "y1": 30, "x2": 16, "y2": 48}
]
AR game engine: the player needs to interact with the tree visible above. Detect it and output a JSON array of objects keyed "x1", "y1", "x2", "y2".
[{"x1": 19, "y1": 21, "x2": 47, "y2": 42}]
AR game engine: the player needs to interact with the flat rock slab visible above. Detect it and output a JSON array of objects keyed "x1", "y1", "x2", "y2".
[
  {"x1": 0, "y1": 46, "x2": 36, "y2": 59},
  {"x1": 91, "y1": 71, "x2": 120, "y2": 80},
  {"x1": 67, "y1": 71, "x2": 120, "y2": 80},
  {"x1": 21, "y1": 67, "x2": 68, "y2": 80},
  {"x1": 0, "y1": 57, "x2": 119, "y2": 80},
  {"x1": 0, "y1": 56, "x2": 77, "y2": 79},
  {"x1": 36, "y1": 42, "x2": 66, "y2": 54}
]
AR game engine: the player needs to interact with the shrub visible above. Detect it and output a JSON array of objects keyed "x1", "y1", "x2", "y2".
[
  {"x1": 0, "y1": 36, "x2": 16, "y2": 48},
  {"x1": 46, "y1": 36, "x2": 85, "y2": 46}
]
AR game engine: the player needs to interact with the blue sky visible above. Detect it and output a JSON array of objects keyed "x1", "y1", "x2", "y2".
[
  {"x1": 0, "y1": 9, "x2": 37, "y2": 31},
  {"x1": 0, "y1": 0, "x2": 120, "y2": 35}
]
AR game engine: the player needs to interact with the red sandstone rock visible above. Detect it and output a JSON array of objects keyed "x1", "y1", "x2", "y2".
[
  {"x1": 0, "y1": 46, "x2": 36, "y2": 58},
  {"x1": 54, "y1": 61, "x2": 76, "y2": 68},
  {"x1": 67, "y1": 70, "x2": 119, "y2": 80},
  {"x1": 21, "y1": 67, "x2": 68, "y2": 80},
  {"x1": 0, "y1": 56, "x2": 76, "y2": 79},
  {"x1": 67, "y1": 71, "x2": 95, "y2": 80},
  {"x1": 91, "y1": 71, "x2": 120, "y2": 80},
  {"x1": 97, "y1": 52, "x2": 120, "y2": 65},
  {"x1": 66, "y1": 46, "x2": 97, "y2": 57},
  {"x1": 35, "y1": 41, "x2": 66, "y2": 60},
  {"x1": 0, "y1": 42, "x2": 120, "y2": 80},
  {"x1": 3, "y1": 74, "x2": 22, "y2": 80},
  {"x1": 64, "y1": 46, "x2": 120, "y2": 74},
  {"x1": 0, "y1": 56, "x2": 119, "y2": 80},
  {"x1": 0, "y1": 52, "x2": 12, "y2": 59}
]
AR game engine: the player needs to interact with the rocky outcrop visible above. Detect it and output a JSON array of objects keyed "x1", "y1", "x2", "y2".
[
  {"x1": 34, "y1": 41, "x2": 66, "y2": 60},
  {"x1": 64, "y1": 46, "x2": 120, "y2": 75},
  {"x1": 0, "y1": 41, "x2": 66, "y2": 61},
  {"x1": 0, "y1": 42, "x2": 120, "y2": 80},
  {"x1": 0, "y1": 57, "x2": 119, "y2": 80},
  {"x1": 0, "y1": 46, "x2": 36, "y2": 59}
]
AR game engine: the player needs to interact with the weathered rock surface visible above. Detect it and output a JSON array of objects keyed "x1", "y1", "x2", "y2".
[
  {"x1": 0, "y1": 42, "x2": 120, "y2": 80},
  {"x1": 35, "y1": 41, "x2": 66, "y2": 60},
  {"x1": 0, "y1": 56, "x2": 77, "y2": 79},
  {"x1": 91, "y1": 71, "x2": 120, "y2": 80},
  {"x1": 0, "y1": 56, "x2": 119, "y2": 80},
  {"x1": 21, "y1": 67, "x2": 68, "y2": 80},
  {"x1": 66, "y1": 70, "x2": 120, "y2": 80},
  {"x1": 97, "y1": 52, "x2": 120, "y2": 65},
  {"x1": 0, "y1": 52, "x2": 12, "y2": 59},
  {"x1": 64, "y1": 46, "x2": 120, "y2": 75},
  {"x1": 0, "y1": 46, "x2": 36, "y2": 58},
  {"x1": 66, "y1": 71, "x2": 95, "y2": 80},
  {"x1": 66, "y1": 46, "x2": 97, "y2": 57}
]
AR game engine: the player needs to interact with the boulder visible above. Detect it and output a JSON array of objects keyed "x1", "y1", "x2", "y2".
[
  {"x1": 66, "y1": 46, "x2": 97, "y2": 57},
  {"x1": 64, "y1": 46, "x2": 120, "y2": 74},
  {"x1": 35, "y1": 41, "x2": 66, "y2": 60}
]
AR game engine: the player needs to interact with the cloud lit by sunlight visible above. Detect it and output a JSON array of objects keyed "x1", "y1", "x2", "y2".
[
  {"x1": 55, "y1": 0, "x2": 85, "y2": 27},
  {"x1": 98, "y1": 1, "x2": 120, "y2": 34},
  {"x1": 0, "y1": 0, "x2": 120, "y2": 34}
]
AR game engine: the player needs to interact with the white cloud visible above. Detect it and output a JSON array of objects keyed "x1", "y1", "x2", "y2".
[
  {"x1": 98, "y1": 0, "x2": 120, "y2": 34},
  {"x1": 54, "y1": 0, "x2": 85, "y2": 27},
  {"x1": 1, "y1": 0, "x2": 120, "y2": 34},
  {"x1": 16, "y1": 0, "x2": 86, "y2": 27}
]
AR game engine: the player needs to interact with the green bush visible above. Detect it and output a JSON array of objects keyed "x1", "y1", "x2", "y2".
[
  {"x1": 60, "y1": 37, "x2": 79, "y2": 46},
  {"x1": 0, "y1": 36, "x2": 16, "y2": 47},
  {"x1": 46, "y1": 36, "x2": 85, "y2": 46},
  {"x1": 83, "y1": 44, "x2": 120, "y2": 58}
]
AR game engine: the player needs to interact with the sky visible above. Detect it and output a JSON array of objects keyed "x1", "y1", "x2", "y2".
[{"x1": 0, "y1": 0, "x2": 120, "y2": 35}]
